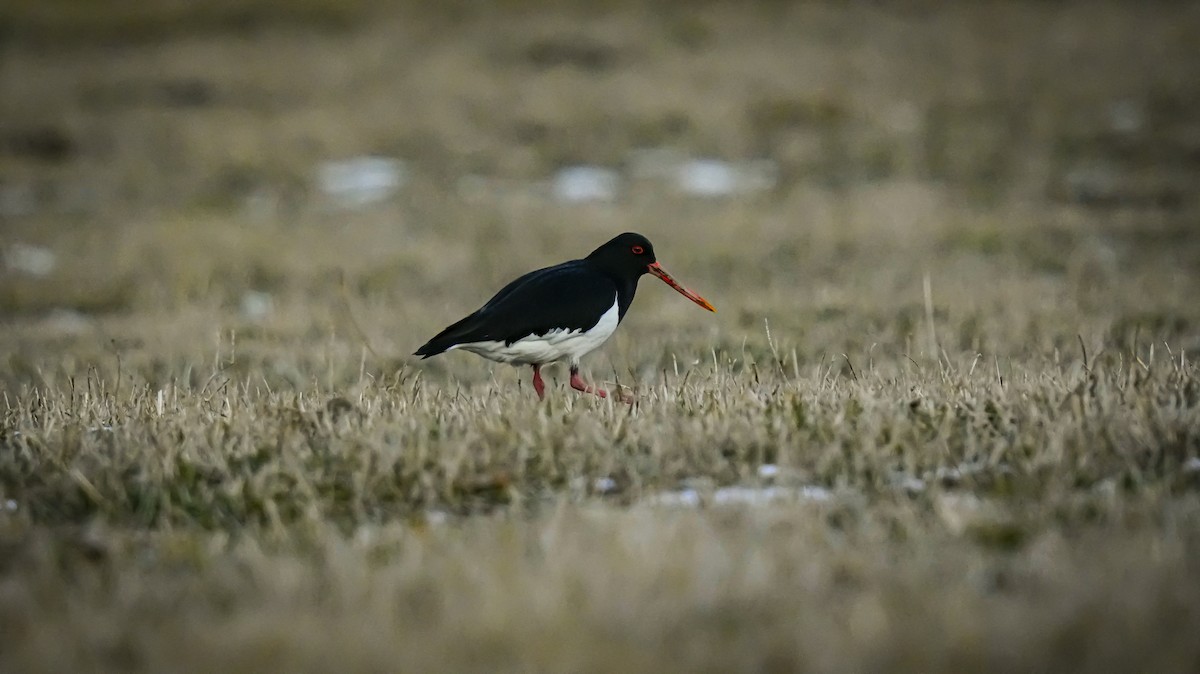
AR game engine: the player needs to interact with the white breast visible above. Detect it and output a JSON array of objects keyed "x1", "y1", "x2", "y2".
[{"x1": 454, "y1": 297, "x2": 620, "y2": 366}]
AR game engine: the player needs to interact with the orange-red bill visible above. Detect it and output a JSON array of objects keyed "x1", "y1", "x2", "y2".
[{"x1": 648, "y1": 262, "x2": 717, "y2": 313}]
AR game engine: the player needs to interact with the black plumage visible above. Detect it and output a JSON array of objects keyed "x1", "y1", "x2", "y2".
[
  {"x1": 415, "y1": 233, "x2": 649, "y2": 358},
  {"x1": 415, "y1": 232, "x2": 715, "y2": 401}
]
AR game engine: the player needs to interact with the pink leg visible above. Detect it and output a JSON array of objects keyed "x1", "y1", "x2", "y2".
[
  {"x1": 566, "y1": 364, "x2": 633, "y2": 400},
  {"x1": 569, "y1": 367, "x2": 608, "y2": 398},
  {"x1": 531, "y1": 365, "x2": 546, "y2": 400},
  {"x1": 569, "y1": 366, "x2": 634, "y2": 404}
]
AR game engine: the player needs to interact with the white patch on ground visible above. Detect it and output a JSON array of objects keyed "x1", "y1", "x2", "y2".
[
  {"x1": 756, "y1": 464, "x2": 781, "y2": 479},
  {"x1": 552, "y1": 165, "x2": 620, "y2": 203},
  {"x1": 423, "y1": 510, "x2": 450, "y2": 526},
  {"x1": 454, "y1": 297, "x2": 620, "y2": 365},
  {"x1": 934, "y1": 493, "x2": 986, "y2": 535},
  {"x1": 240, "y1": 290, "x2": 274, "y2": 321},
  {"x1": 455, "y1": 152, "x2": 784, "y2": 205},
  {"x1": 648, "y1": 489, "x2": 703, "y2": 507},
  {"x1": 45, "y1": 309, "x2": 91, "y2": 336},
  {"x1": 317, "y1": 156, "x2": 407, "y2": 208},
  {"x1": 1183, "y1": 457, "x2": 1200, "y2": 473},
  {"x1": 4, "y1": 499, "x2": 17, "y2": 512},
  {"x1": 647, "y1": 484, "x2": 833, "y2": 508},
  {"x1": 890, "y1": 472, "x2": 927, "y2": 494},
  {"x1": 1108, "y1": 98, "x2": 1145, "y2": 134},
  {"x1": 713, "y1": 485, "x2": 832, "y2": 505},
  {"x1": 593, "y1": 477, "x2": 619, "y2": 494},
  {"x1": 675, "y1": 158, "x2": 778, "y2": 197},
  {"x1": 4, "y1": 243, "x2": 57, "y2": 277}
]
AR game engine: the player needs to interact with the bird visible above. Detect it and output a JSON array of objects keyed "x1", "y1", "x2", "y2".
[{"x1": 414, "y1": 232, "x2": 716, "y2": 401}]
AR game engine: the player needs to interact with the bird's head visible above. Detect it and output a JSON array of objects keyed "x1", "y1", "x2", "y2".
[{"x1": 586, "y1": 232, "x2": 716, "y2": 312}]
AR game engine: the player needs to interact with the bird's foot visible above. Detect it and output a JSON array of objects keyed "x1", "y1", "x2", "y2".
[{"x1": 569, "y1": 368, "x2": 635, "y2": 405}]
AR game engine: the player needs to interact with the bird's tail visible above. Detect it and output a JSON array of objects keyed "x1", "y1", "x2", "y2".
[
  {"x1": 413, "y1": 312, "x2": 484, "y2": 358},
  {"x1": 413, "y1": 341, "x2": 447, "y2": 359}
]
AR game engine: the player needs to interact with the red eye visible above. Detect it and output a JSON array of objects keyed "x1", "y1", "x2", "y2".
[{"x1": 631, "y1": 245, "x2": 644, "y2": 255}]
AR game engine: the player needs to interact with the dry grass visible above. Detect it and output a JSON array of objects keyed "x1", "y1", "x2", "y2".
[
  {"x1": 2, "y1": 1, "x2": 1200, "y2": 672},
  {"x1": 3, "y1": 361, "x2": 1199, "y2": 672}
]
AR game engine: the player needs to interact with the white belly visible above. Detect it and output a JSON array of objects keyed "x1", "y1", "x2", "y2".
[{"x1": 452, "y1": 298, "x2": 620, "y2": 366}]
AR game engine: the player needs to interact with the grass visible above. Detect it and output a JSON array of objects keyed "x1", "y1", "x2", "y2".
[
  {"x1": 3, "y1": 359, "x2": 1199, "y2": 672},
  {"x1": 2, "y1": 1, "x2": 1200, "y2": 672}
]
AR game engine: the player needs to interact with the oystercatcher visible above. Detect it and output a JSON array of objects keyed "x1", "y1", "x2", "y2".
[{"x1": 414, "y1": 232, "x2": 716, "y2": 400}]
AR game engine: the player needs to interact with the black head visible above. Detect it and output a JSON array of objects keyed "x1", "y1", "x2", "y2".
[
  {"x1": 585, "y1": 232, "x2": 716, "y2": 312},
  {"x1": 585, "y1": 232, "x2": 656, "y2": 279}
]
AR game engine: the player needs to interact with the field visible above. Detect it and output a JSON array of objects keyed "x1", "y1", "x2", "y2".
[{"x1": 2, "y1": 1, "x2": 1200, "y2": 671}]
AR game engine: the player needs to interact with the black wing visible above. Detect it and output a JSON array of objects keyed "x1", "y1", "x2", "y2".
[{"x1": 414, "y1": 260, "x2": 618, "y2": 358}]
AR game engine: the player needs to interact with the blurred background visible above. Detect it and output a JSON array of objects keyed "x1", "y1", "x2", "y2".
[{"x1": 2, "y1": 0, "x2": 1199, "y2": 392}]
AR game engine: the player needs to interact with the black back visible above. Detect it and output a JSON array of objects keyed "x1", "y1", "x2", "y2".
[{"x1": 414, "y1": 233, "x2": 657, "y2": 358}]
